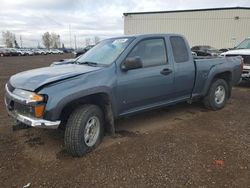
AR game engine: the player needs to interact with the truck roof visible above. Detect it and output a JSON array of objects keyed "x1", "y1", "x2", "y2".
[{"x1": 109, "y1": 33, "x2": 185, "y2": 40}]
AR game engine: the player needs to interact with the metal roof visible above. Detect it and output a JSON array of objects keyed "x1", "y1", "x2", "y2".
[{"x1": 123, "y1": 7, "x2": 250, "y2": 16}]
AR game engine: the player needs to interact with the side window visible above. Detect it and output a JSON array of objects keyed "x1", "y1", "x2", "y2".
[
  {"x1": 170, "y1": 36, "x2": 189, "y2": 63},
  {"x1": 127, "y1": 38, "x2": 167, "y2": 68}
]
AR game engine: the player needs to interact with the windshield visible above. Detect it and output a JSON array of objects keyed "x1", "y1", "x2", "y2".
[
  {"x1": 77, "y1": 37, "x2": 133, "y2": 66},
  {"x1": 236, "y1": 38, "x2": 250, "y2": 49}
]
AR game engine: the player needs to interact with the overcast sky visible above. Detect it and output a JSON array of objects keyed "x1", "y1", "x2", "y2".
[{"x1": 1, "y1": 0, "x2": 250, "y2": 48}]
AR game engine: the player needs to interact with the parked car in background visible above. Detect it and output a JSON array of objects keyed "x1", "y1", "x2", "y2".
[
  {"x1": 33, "y1": 49, "x2": 42, "y2": 55},
  {"x1": 33, "y1": 49, "x2": 46, "y2": 55},
  {"x1": 15, "y1": 49, "x2": 25, "y2": 56},
  {"x1": 191, "y1": 45, "x2": 222, "y2": 56},
  {"x1": 5, "y1": 33, "x2": 242, "y2": 156},
  {"x1": 220, "y1": 37, "x2": 250, "y2": 81},
  {"x1": 63, "y1": 48, "x2": 74, "y2": 53},
  {"x1": 191, "y1": 51, "x2": 197, "y2": 56},
  {"x1": 8, "y1": 48, "x2": 22, "y2": 56},
  {"x1": 219, "y1": 48, "x2": 231, "y2": 52},
  {"x1": 1, "y1": 48, "x2": 64, "y2": 57},
  {"x1": 73, "y1": 45, "x2": 94, "y2": 57},
  {"x1": 44, "y1": 49, "x2": 51, "y2": 54},
  {"x1": 19, "y1": 49, "x2": 27, "y2": 56},
  {"x1": 50, "y1": 49, "x2": 63, "y2": 54},
  {"x1": 24, "y1": 49, "x2": 34, "y2": 56},
  {"x1": 0, "y1": 48, "x2": 11, "y2": 56}
]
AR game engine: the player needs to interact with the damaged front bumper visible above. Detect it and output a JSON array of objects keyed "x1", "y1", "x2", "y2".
[
  {"x1": 4, "y1": 84, "x2": 60, "y2": 129},
  {"x1": 6, "y1": 108, "x2": 60, "y2": 129}
]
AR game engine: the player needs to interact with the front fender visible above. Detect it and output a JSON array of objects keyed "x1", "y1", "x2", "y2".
[{"x1": 44, "y1": 86, "x2": 116, "y2": 121}]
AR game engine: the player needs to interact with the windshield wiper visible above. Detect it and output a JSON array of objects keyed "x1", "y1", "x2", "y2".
[{"x1": 74, "y1": 61, "x2": 99, "y2": 66}]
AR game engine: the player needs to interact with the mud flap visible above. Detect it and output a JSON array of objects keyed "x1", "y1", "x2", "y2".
[{"x1": 104, "y1": 103, "x2": 115, "y2": 135}]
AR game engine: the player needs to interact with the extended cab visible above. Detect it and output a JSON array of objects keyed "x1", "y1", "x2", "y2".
[{"x1": 5, "y1": 34, "x2": 242, "y2": 156}]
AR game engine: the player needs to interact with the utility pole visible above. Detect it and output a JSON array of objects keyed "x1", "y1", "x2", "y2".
[
  {"x1": 20, "y1": 35, "x2": 23, "y2": 48},
  {"x1": 69, "y1": 24, "x2": 72, "y2": 48},
  {"x1": 74, "y1": 35, "x2": 77, "y2": 50}
]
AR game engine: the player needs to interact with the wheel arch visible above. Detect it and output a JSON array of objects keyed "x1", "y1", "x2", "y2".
[
  {"x1": 58, "y1": 92, "x2": 115, "y2": 135},
  {"x1": 203, "y1": 70, "x2": 232, "y2": 98}
]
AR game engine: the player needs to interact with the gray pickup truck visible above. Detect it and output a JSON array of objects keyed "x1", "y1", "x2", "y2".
[{"x1": 5, "y1": 34, "x2": 242, "y2": 156}]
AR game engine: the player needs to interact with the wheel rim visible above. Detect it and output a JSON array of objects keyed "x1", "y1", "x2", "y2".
[
  {"x1": 214, "y1": 85, "x2": 225, "y2": 105},
  {"x1": 84, "y1": 116, "x2": 100, "y2": 147}
]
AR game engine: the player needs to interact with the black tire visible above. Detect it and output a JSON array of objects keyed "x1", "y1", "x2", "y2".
[
  {"x1": 64, "y1": 104, "x2": 104, "y2": 157},
  {"x1": 203, "y1": 79, "x2": 229, "y2": 110}
]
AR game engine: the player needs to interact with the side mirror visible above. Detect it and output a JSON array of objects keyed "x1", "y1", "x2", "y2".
[{"x1": 121, "y1": 57, "x2": 143, "y2": 71}]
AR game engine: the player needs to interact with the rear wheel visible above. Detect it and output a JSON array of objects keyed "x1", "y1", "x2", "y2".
[
  {"x1": 64, "y1": 104, "x2": 104, "y2": 157},
  {"x1": 203, "y1": 79, "x2": 229, "y2": 110}
]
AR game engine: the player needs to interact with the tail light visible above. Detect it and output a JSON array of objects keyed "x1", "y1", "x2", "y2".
[{"x1": 240, "y1": 57, "x2": 244, "y2": 72}]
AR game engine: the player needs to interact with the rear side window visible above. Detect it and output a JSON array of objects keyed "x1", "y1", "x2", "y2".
[
  {"x1": 127, "y1": 38, "x2": 167, "y2": 68},
  {"x1": 170, "y1": 36, "x2": 189, "y2": 63}
]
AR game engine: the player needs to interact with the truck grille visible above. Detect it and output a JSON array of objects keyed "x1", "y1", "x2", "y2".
[
  {"x1": 243, "y1": 55, "x2": 250, "y2": 65},
  {"x1": 14, "y1": 102, "x2": 33, "y2": 117},
  {"x1": 5, "y1": 92, "x2": 33, "y2": 118},
  {"x1": 243, "y1": 70, "x2": 250, "y2": 74},
  {"x1": 225, "y1": 54, "x2": 250, "y2": 65}
]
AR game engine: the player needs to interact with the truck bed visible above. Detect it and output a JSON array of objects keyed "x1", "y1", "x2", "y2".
[{"x1": 192, "y1": 56, "x2": 242, "y2": 97}]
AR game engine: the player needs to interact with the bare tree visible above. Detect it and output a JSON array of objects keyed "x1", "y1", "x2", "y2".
[
  {"x1": 42, "y1": 32, "x2": 61, "y2": 49},
  {"x1": 42, "y1": 32, "x2": 51, "y2": 49},
  {"x1": 51, "y1": 33, "x2": 61, "y2": 49},
  {"x1": 94, "y1": 36, "x2": 100, "y2": 44},
  {"x1": 85, "y1": 37, "x2": 91, "y2": 46},
  {"x1": 2, "y1": 31, "x2": 15, "y2": 48}
]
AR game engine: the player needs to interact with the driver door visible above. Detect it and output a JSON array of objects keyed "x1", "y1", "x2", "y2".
[{"x1": 116, "y1": 38, "x2": 175, "y2": 115}]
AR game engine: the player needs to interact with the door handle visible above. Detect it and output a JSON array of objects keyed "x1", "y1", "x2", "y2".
[{"x1": 160, "y1": 68, "x2": 172, "y2": 75}]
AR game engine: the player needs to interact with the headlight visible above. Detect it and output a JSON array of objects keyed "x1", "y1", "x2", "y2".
[
  {"x1": 12, "y1": 89, "x2": 45, "y2": 118},
  {"x1": 13, "y1": 89, "x2": 44, "y2": 103}
]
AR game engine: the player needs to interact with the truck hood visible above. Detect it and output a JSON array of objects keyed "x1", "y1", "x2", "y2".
[
  {"x1": 9, "y1": 64, "x2": 102, "y2": 91},
  {"x1": 221, "y1": 49, "x2": 250, "y2": 56}
]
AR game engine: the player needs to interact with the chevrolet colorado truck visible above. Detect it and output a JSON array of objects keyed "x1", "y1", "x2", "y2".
[
  {"x1": 5, "y1": 34, "x2": 242, "y2": 156},
  {"x1": 220, "y1": 38, "x2": 250, "y2": 80}
]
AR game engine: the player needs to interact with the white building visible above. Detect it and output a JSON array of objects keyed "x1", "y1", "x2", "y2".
[{"x1": 124, "y1": 7, "x2": 250, "y2": 49}]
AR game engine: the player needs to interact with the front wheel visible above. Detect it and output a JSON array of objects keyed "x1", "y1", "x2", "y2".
[
  {"x1": 203, "y1": 79, "x2": 229, "y2": 110},
  {"x1": 64, "y1": 104, "x2": 104, "y2": 157}
]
